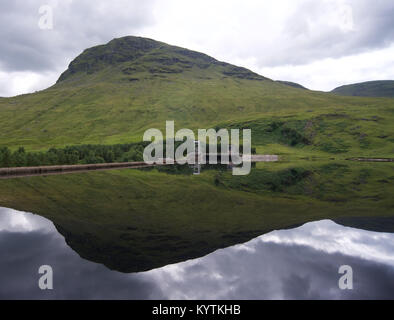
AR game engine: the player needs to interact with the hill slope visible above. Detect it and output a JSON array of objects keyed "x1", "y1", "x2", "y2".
[
  {"x1": 332, "y1": 80, "x2": 394, "y2": 97},
  {"x1": 276, "y1": 80, "x2": 308, "y2": 90},
  {"x1": 0, "y1": 36, "x2": 393, "y2": 158}
]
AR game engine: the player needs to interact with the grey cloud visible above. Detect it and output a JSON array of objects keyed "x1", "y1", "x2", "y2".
[
  {"x1": 258, "y1": 0, "x2": 394, "y2": 67},
  {"x1": 0, "y1": 0, "x2": 157, "y2": 73}
]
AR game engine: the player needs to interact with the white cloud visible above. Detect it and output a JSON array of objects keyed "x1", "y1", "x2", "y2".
[
  {"x1": 256, "y1": 44, "x2": 394, "y2": 91},
  {"x1": 0, "y1": 70, "x2": 59, "y2": 97}
]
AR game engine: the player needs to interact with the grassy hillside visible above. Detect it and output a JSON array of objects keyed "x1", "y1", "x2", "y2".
[
  {"x1": 0, "y1": 36, "x2": 393, "y2": 159},
  {"x1": 276, "y1": 80, "x2": 308, "y2": 90},
  {"x1": 332, "y1": 80, "x2": 394, "y2": 98}
]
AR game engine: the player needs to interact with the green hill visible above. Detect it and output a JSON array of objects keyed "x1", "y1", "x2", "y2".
[
  {"x1": 0, "y1": 36, "x2": 393, "y2": 158},
  {"x1": 332, "y1": 80, "x2": 394, "y2": 98}
]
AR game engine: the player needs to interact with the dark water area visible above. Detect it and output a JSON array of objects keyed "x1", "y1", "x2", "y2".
[{"x1": 0, "y1": 207, "x2": 393, "y2": 300}]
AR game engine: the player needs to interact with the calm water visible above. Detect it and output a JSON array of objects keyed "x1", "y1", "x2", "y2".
[{"x1": 0, "y1": 207, "x2": 393, "y2": 299}]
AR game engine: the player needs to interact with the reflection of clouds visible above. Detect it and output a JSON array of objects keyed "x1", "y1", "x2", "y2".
[
  {"x1": 0, "y1": 208, "x2": 393, "y2": 299},
  {"x1": 145, "y1": 220, "x2": 394, "y2": 299},
  {"x1": 0, "y1": 207, "x2": 158, "y2": 300},
  {"x1": 0, "y1": 207, "x2": 55, "y2": 233},
  {"x1": 146, "y1": 235, "x2": 394, "y2": 300},
  {"x1": 261, "y1": 220, "x2": 394, "y2": 266}
]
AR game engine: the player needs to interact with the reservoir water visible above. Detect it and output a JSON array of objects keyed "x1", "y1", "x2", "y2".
[{"x1": 1, "y1": 207, "x2": 393, "y2": 299}]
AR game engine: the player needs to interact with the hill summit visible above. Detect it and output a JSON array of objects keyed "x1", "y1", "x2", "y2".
[{"x1": 57, "y1": 36, "x2": 267, "y2": 83}]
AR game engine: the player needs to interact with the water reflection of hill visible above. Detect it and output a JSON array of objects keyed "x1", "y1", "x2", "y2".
[{"x1": 0, "y1": 161, "x2": 392, "y2": 273}]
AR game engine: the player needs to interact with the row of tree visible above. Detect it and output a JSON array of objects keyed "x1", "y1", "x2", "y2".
[
  {"x1": 0, "y1": 143, "x2": 148, "y2": 168},
  {"x1": 0, "y1": 141, "x2": 256, "y2": 168}
]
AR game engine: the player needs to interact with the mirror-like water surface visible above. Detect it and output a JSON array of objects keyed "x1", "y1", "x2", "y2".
[{"x1": 1, "y1": 207, "x2": 393, "y2": 300}]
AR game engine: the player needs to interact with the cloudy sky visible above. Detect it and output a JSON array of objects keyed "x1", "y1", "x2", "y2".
[{"x1": 1, "y1": 0, "x2": 394, "y2": 96}]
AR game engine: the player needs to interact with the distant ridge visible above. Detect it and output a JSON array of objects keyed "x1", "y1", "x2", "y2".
[
  {"x1": 331, "y1": 80, "x2": 394, "y2": 98},
  {"x1": 276, "y1": 80, "x2": 308, "y2": 90}
]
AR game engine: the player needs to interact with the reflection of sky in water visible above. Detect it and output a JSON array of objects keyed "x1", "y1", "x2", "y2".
[{"x1": 0, "y1": 207, "x2": 393, "y2": 300}]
